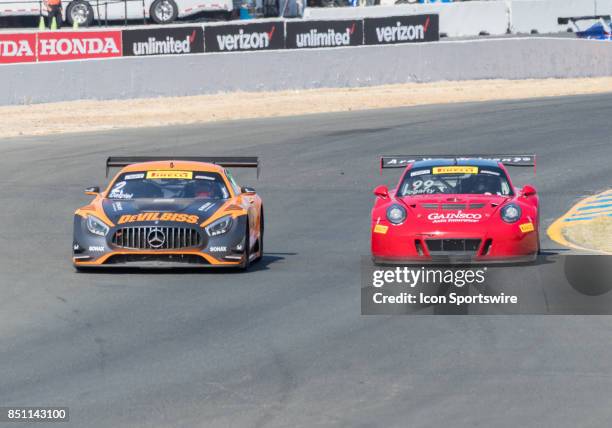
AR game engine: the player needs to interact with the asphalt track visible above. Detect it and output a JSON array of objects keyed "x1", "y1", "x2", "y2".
[{"x1": 1, "y1": 93, "x2": 611, "y2": 427}]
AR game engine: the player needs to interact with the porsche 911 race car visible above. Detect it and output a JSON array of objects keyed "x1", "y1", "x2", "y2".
[
  {"x1": 73, "y1": 156, "x2": 263, "y2": 270},
  {"x1": 371, "y1": 155, "x2": 539, "y2": 264}
]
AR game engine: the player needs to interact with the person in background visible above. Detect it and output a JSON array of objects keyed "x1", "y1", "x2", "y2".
[{"x1": 44, "y1": 0, "x2": 62, "y2": 29}]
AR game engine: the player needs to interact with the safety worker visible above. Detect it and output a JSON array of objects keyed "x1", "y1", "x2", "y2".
[{"x1": 44, "y1": 0, "x2": 62, "y2": 29}]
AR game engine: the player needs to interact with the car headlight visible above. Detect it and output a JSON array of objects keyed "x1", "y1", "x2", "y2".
[
  {"x1": 86, "y1": 215, "x2": 109, "y2": 236},
  {"x1": 387, "y1": 204, "x2": 407, "y2": 225},
  {"x1": 501, "y1": 203, "x2": 522, "y2": 223},
  {"x1": 205, "y1": 215, "x2": 233, "y2": 237}
]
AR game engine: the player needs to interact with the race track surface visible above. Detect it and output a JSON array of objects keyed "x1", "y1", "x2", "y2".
[{"x1": 1, "y1": 94, "x2": 611, "y2": 427}]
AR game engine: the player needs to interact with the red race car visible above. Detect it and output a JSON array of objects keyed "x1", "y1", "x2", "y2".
[{"x1": 371, "y1": 155, "x2": 539, "y2": 264}]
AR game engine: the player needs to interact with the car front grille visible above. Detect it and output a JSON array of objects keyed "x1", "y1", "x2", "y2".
[
  {"x1": 111, "y1": 226, "x2": 203, "y2": 250},
  {"x1": 423, "y1": 203, "x2": 486, "y2": 210},
  {"x1": 441, "y1": 203, "x2": 467, "y2": 210},
  {"x1": 105, "y1": 254, "x2": 209, "y2": 265},
  {"x1": 425, "y1": 239, "x2": 482, "y2": 255}
]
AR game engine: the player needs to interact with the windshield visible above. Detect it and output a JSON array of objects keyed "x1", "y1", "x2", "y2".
[
  {"x1": 107, "y1": 170, "x2": 230, "y2": 200},
  {"x1": 398, "y1": 166, "x2": 513, "y2": 197}
]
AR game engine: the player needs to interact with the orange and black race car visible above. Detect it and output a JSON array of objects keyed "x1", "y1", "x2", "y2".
[{"x1": 72, "y1": 157, "x2": 263, "y2": 270}]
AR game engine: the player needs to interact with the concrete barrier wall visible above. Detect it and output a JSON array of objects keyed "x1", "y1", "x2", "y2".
[
  {"x1": 2, "y1": 37, "x2": 611, "y2": 106},
  {"x1": 305, "y1": 0, "x2": 612, "y2": 37},
  {"x1": 304, "y1": 1, "x2": 509, "y2": 37}
]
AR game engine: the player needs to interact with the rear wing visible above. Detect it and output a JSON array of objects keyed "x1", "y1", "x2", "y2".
[
  {"x1": 558, "y1": 15, "x2": 611, "y2": 25},
  {"x1": 558, "y1": 15, "x2": 611, "y2": 33},
  {"x1": 380, "y1": 154, "x2": 536, "y2": 174},
  {"x1": 106, "y1": 156, "x2": 260, "y2": 178}
]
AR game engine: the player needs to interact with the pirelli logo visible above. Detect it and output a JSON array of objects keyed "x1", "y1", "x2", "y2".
[
  {"x1": 146, "y1": 170, "x2": 193, "y2": 179},
  {"x1": 432, "y1": 166, "x2": 478, "y2": 175},
  {"x1": 117, "y1": 212, "x2": 199, "y2": 224}
]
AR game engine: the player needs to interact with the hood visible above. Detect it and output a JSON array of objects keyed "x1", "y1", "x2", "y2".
[
  {"x1": 400, "y1": 194, "x2": 512, "y2": 231},
  {"x1": 102, "y1": 198, "x2": 225, "y2": 226}
]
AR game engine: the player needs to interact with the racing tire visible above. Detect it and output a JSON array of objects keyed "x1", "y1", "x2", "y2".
[
  {"x1": 150, "y1": 0, "x2": 178, "y2": 24},
  {"x1": 66, "y1": 0, "x2": 94, "y2": 27},
  {"x1": 239, "y1": 221, "x2": 250, "y2": 271}
]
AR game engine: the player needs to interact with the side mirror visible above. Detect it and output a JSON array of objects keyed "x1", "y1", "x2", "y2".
[
  {"x1": 84, "y1": 186, "x2": 100, "y2": 196},
  {"x1": 522, "y1": 185, "x2": 537, "y2": 197},
  {"x1": 241, "y1": 186, "x2": 256, "y2": 195},
  {"x1": 374, "y1": 185, "x2": 389, "y2": 198}
]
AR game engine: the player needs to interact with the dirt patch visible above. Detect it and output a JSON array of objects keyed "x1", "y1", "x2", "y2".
[
  {"x1": 563, "y1": 217, "x2": 612, "y2": 254},
  {"x1": 3, "y1": 77, "x2": 612, "y2": 139}
]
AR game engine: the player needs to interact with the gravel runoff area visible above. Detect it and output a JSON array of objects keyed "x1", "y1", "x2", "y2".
[{"x1": 2, "y1": 77, "x2": 612, "y2": 139}]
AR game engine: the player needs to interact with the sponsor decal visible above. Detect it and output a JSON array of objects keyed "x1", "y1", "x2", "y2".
[
  {"x1": 195, "y1": 174, "x2": 216, "y2": 180},
  {"x1": 433, "y1": 166, "x2": 478, "y2": 175},
  {"x1": 285, "y1": 20, "x2": 363, "y2": 49},
  {"x1": 204, "y1": 22, "x2": 285, "y2": 53},
  {"x1": 117, "y1": 212, "x2": 199, "y2": 224},
  {"x1": 0, "y1": 33, "x2": 36, "y2": 64},
  {"x1": 122, "y1": 27, "x2": 204, "y2": 56},
  {"x1": 209, "y1": 246, "x2": 227, "y2": 252},
  {"x1": 146, "y1": 170, "x2": 193, "y2": 179},
  {"x1": 364, "y1": 14, "x2": 439, "y2": 45},
  {"x1": 198, "y1": 202, "x2": 215, "y2": 212},
  {"x1": 88, "y1": 246, "x2": 105, "y2": 252},
  {"x1": 427, "y1": 211, "x2": 482, "y2": 224},
  {"x1": 109, "y1": 181, "x2": 134, "y2": 200},
  {"x1": 37, "y1": 31, "x2": 122, "y2": 62},
  {"x1": 384, "y1": 158, "x2": 414, "y2": 166},
  {"x1": 519, "y1": 222, "x2": 535, "y2": 233},
  {"x1": 125, "y1": 173, "x2": 145, "y2": 180},
  {"x1": 374, "y1": 224, "x2": 389, "y2": 234},
  {"x1": 480, "y1": 170, "x2": 501, "y2": 176},
  {"x1": 410, "y1": 169, "x2": 430, "y2": 177},
  {"x1": 112, "y1": 202, "x2": 123, "y2": 212}
]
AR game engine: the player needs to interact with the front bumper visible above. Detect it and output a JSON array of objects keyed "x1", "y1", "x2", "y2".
[
  {"x1": 73, "y1": 215, "x2": 248, "y2": 268},
  {"x1": 371, "y1": 222, "x2": 539, "y2": 265}
]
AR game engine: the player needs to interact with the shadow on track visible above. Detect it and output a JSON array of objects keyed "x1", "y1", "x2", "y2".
[{"x1": 73, "y1": 253, "x2": 296, "y2": 275}]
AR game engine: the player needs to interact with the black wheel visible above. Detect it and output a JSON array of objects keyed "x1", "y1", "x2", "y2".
[
  {"x1": 150, "y1": 0, "x2": 178, "y2": 24},
  {"x1": 223, "y1": 9, "x2": 239, "y2": 20},
  {"x1": 66, "y1": 0, "x2": 94, "y2": 27},
  {"x1": 240, "y1": 221, "x2": 250, "y2": 270}
]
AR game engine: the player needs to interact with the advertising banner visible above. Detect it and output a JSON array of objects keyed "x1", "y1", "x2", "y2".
[
  {"x1": 37, "y1": 31, "x2": 122, "y2": 62},
  {"x1": 364, "y1": 14, "x2": 439, "y2": 45},
  {"x1": 122, "y1": 26, "x2": 204, "y2": 56},
  {"x1": 285, "y1": 20, "x2": 363, "y2": 49},
  {"x1": 204, "y1": 21, "x2": 285, "y2": 53},
  {"x1": 0, "y1": 33, "x2": 36, "y2": 64}
]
